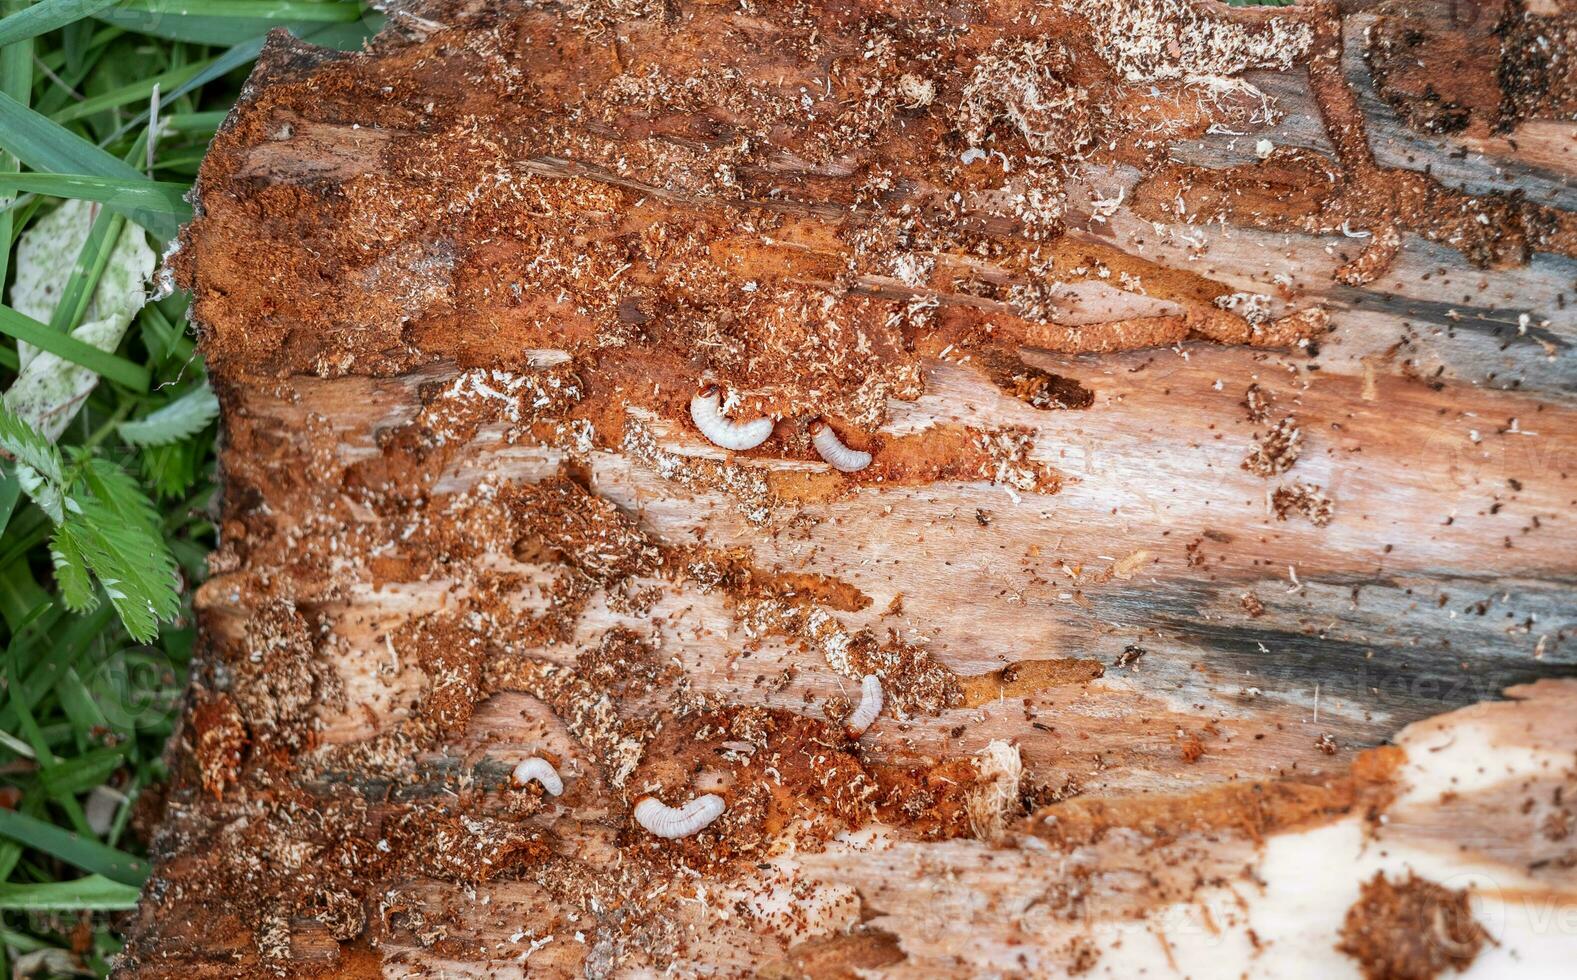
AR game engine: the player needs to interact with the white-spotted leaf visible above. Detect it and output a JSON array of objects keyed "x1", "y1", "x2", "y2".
[
  {"x1": 118, "y1": 382, "x2": 217, "y2": 447},
  {"x1": 4, "y1": 199, "x2": 156, "y2": 439}
]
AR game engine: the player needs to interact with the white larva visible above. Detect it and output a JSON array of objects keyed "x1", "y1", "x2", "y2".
[
  {"x1": 633, "y1": 793, "x2": 726, "y2": 839},
  {"x1": 845, "y1": 674, "x2": 884, "y2": 735},
  {"x1": 511, "y1": 757, "x2": 564, "y2": 796},
  {"x1": 809, "y1": 419, "x2": 872, "y2": 473},
  {"x1": 690, "y1": 385, "x2": 774, "y2": 451}
]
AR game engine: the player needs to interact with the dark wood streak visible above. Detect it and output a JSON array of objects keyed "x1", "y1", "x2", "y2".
[{"x1": 1330, "y1": 282, "x2": 1570, "y2": 349}]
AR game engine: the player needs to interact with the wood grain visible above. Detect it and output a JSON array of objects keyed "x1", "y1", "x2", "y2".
[{"x1": 118, "y1": 0, "x2": 1576, "y2": 976}]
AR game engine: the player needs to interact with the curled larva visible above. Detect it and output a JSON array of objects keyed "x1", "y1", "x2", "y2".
[
  {"x1": 809, "y1": 419, "x2": 872, "y2": 473},
  {"x1": 633, "y1": 793, "x2": 726, "y2": 839},
  {"x1": 690, "y1": 385, "x2": 774, "y2": 451},
  {"x1": 846, "y1": 674, "x2": 884, "y2": 735},
  {"x1": 511, "y1": 757, "x2": 564, "y2": 796}
]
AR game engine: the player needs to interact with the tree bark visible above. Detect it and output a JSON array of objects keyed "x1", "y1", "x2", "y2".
[{"x1": 118, "y1": 0, "x2": 1577, "y2": 976}]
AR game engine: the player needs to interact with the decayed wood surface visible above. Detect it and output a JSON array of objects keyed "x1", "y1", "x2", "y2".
[{"x1": 118, "y1": 0, "x2": 1576, "y2": 976}]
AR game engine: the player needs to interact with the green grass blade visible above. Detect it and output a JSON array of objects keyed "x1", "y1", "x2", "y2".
[
  {"x1": 32, "y1": 22, "x2": 120, "y2": 76},
  {"x1": 54, "y1": 669, "x2": 112, "y2": 743},
  {"x1": 0, "y1": 90, "x2": 180, "y2": 239},
  {"x1": 96, "y1": 0, "x2": 364, "y2": 46},
  {"x1": 61, "y1": 13, "x2": 92, "y2": 76},
  {"x1": 0, "y1": 304, "x2": 149, "y2": 391},
  {"x1": 39, "y1": 746, "x2": 124, "y2": 798},
  {"x1": 0, "y1": 0, "x2": 119, "y2": 49},
  {"x1": 0, "y1": 875, "x2": 143, "y2": 910},
  {"x1": 33, "y1": 33, "x2": 111, "y2": 118},
  {"x1": 0, "y1": 924, "x2": 51, "y2": 951},
  {"x1": 47, "y1": 208, "x2": 121, "y2": 334},
  {"x1": 0, "y1": 0, "x2": 32, "y2": 292},
  {"x1": 136, "y1": 300, "x2": 191, "y2": 365},
  {"x1": 2, "y1": 198, "x2": 45, "y2": 251},
  {"x1": 0, "y1": 605, "x2": 110, "y2": 735},
  {"x1": 0, "y1": 508, "x2": 57, "y2": 578},
  {"x1": 0, "y1": 655, "x2": 101, "y2": 840},
  {"x1": 51, "y1": 58, "x2": 210, "y2": 124},
  {"x1": 161, "y1": 109, "x2": 227, "y2": 132},
  {"x1": 102, "y1": 35, "x2": 262, "y2": 145},
  {"x1": 140, "y1": 148, "x2": 203, "y2": 171},
  {"x1": 0, "y1": 557, "x2": 49, "y2": 631},
  {"x1": 0, "y1": 472, "x2": 21, "y2": 536},
  {"x1": 0, "y1": 173, "x2": 190, "y2": 215}
]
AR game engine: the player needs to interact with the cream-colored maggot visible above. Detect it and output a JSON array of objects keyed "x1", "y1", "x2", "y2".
[
  {"x1": 690, "y1": 384, "x2": 774, "y2": 450},
  {"x1": 511, "y1": 757, "x2": 564, "y2": 796},
  {"x1": 846, "y1": 674, "x2": 884, "y2": 735},
  {"x1": 809, "y1": 418, "x2": 872, "y2": 472},
  {"x1": 633, "y1": 793, "x2": 726, "y2": 838}
]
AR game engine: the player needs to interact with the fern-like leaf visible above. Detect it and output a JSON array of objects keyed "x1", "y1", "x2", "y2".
[
  {"x1": 0, "y1": 402, "x2": 65, "y2": 486},
  {"x1": 63, "y1": 491, "x2": 178, "y2": 643},
  {"x1": 14, "y1": 463, "x2": 65, "y2": 523},
  {"x1": 48, "y1": 523, "x2": 97, "y2": 613},
  {"x1": 117, "y1": 383, "x2": 219, "y2": 447},
  {"x1": 77, "y1": 457, "x2": 161, "y2": 537}
]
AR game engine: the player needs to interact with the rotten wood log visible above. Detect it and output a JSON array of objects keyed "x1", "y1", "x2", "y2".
[{"x1": 118, "y1": 0, "x2": 1577, "y2": 976}]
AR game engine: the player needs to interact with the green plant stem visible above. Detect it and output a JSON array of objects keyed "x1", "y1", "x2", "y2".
[{"x1": 80, "y1": 397, "x2": 131, "y2": 450}]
